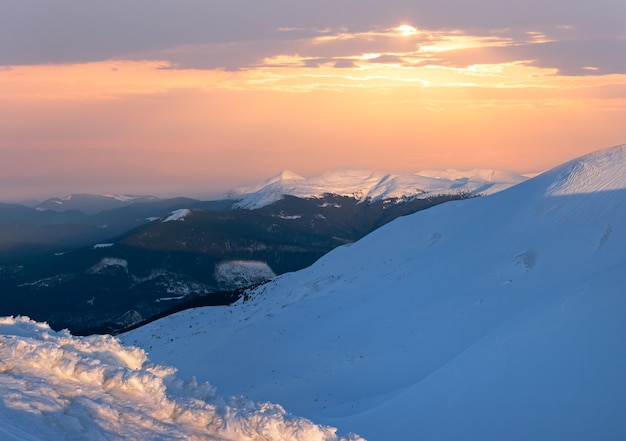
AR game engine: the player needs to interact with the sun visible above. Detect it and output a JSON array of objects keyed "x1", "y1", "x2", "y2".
[{"x1": 397, "y1": 24, "x2": 418, "y2": 36}]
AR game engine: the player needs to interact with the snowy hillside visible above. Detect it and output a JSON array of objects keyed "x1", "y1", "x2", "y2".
[
  {"x1": 123, "y1": 144, "x2": 626, "y2": 440},
  {"x1": 0, "y1": 317, "x2": 362, "y2": 441},
  {"x1": 229, "y1": 168, "x2": 527, "y2": 209}
]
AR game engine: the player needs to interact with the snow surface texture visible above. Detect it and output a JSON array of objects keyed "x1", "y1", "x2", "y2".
[
  {"x1": 230, "y1": 168, "x2": 527, "y2": 209},
  {"x1": 124, "y1": 144, "x2": 626, "y2": 440},
  {"x1": 0, "y1": 317, "x2": 362, "y2": 441}
]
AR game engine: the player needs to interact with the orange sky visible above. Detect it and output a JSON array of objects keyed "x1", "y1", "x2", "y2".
[{"x1": 2, "y1": 9, "x2": 626, "y2": 199}]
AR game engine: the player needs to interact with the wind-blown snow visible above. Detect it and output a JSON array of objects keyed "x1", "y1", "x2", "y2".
[
  {"x1": 230, "y1": 168, "x2": 527, "y2": 209},
  {"x1": 0, "y1": 316, "x2": 362, "y2": 441},
  {"x1": 546, "y1": 144, "x2": 626, "y2": 196},
  {"x1": 162, "y1": 209, "x2": 191, "y2": 222},
  {"x1": 124, "y1": 144, "x2": 626, "y2": 440}
]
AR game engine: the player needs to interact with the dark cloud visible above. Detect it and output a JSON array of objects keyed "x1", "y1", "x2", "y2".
[
  {"x1": 147, "y1": 42, "x2": 282, "y2": 71},
  {"x1": 333, "y1": 59, "x2": 358, "y2": 69},
  {"x1": 0, "y1": 1, "x2": 286, "y2": 65},
  {"x1": 368, "y1": 54, "x2": 407, "y2": 64},
  {"x1": 524, "y1": 39, "x2": 626, "y2": 76},
  {"x1": 125, "y1": 31, "x2": 626, "y2": 76},
  {"x1": 435, "y1": 38, "x2": 626, "y2": 76},
  {"x1": 1, "y1": 0, "x2": 625, "y2": 77},
  {"x1": 303, "y1": 58, "x2": 328, "y2": 68}
]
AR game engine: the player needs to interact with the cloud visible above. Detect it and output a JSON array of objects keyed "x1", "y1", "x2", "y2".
[
  {"x1": 2, "y1": 0, "x2": 625, "y2": 78},
  {"x1": 432, "y1": 37, "x2": 626, "y2": 76},
  {"x1": 368, "y1": 54, "x2": 407, "y2": 64},
  {"x1": 522, "y1": 39, "x2": 626, "y2": 76},
  {"x1": 333, "y1": 59, "x2": 359, "y2": 69},
  {"x1": 2, "y1": 1, "x2": 625, "y2": 203},
  {"x1": 131, "y1": 26, "x2": 626, "y2": 77}
]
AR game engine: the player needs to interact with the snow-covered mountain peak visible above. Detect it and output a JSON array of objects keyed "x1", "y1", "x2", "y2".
[
  {"x1": 275, "y1": 170, "x2": 306, "y2": 182},
  {"x1": 545, "y1": 144, "x2": 626, "y2": 196},
  {"x1": 230, "y1": 167, "x2": 528, "y2": 209},
  {"x1": 236, "y1": 170, "x2": 306, "y2": 193}
]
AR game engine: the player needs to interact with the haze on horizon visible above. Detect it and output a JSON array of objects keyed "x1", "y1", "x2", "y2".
[{"x1": 1, "y1": 0, "x2": 625, "y2": 201}]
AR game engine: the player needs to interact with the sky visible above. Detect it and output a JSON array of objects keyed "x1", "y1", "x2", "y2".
[{"x1": 1, "y1": 0, "x2": 625, "y2": 201}]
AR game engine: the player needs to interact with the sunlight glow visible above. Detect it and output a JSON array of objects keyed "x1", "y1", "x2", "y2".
[
  {"x1": 2, "y1": 21, "x2": 625, "y2": 191},
  {"x1": 397, "y1": 25, "x2": 418, "y2": 36},
  {"x1": 358, "y1": 53, "x2": 383, "y2": 61},
  {"x1": 419, "y1": 35, "x2": 508, "y2": 53},
  {"x1": 525, "y1": 31, "x2": 554, "y2": 44}
]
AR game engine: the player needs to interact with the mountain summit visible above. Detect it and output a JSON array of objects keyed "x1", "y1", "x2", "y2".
[
  {"x1": 544, "y1": 143, "x2": 626, "y2": 196},
  {"x1": 230, "y1": 168, "x2": 527, "y2": 209},
  {"x1": 124, "y1": 144, "x2": 626, "y2": 440},
  {"x1": 273, "y1": 170, "x2": 307, "y2": 182}
]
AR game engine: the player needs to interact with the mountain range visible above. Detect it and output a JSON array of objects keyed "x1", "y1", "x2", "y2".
[
  {"x1": 0, "y1": 196, "x2": 233, "y2": 258},
  {"x1": 33, "y1": 194, "x2": 161, "y2": 215},
  {"x1": 0, "y1": 169, "x2": 526, "y2": 257},
  {"x1": 0, "y1": 168, "x2": 524, "y2": 334},
  {"x1": 121, "y1": 144, "x2": 626, "y2": 440},
  {"x1": 0, "y1": 145, "x2": 624, "y2": 440},
  {"x1": 229, "y1": 168, "x2": 527, "y2": 209}
]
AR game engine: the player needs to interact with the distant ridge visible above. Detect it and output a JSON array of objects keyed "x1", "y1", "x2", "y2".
[
  {"x1": 230, "y1": 168, "x2": 528, "y2": 209},
  {"x1": 36, "y1": 193, "x2": 160, "y2": 215}
]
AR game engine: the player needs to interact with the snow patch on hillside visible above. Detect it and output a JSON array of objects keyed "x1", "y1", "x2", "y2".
[
  {"x1": 93, "y1": 243, "x2": 114, "y2": 249},
  {"x1": 215, "y1": 260, "x2": 276, "y2": 290},
  {"x1": 87, "y1": 258, "x2": 128, "y2": 274},
  {"x1": 162, "y1": 209, "x2": 191, "y2": 222},
  {"x1": 273, "y1": 213, "x2": 302, "y2": 220},
  {"x1": 0, "y1": 316, "x2": 361, "y2": 441},
  {"x1": 102, "y1": 194, "x2": 157, "y2": 202},
  {"x1": 17, "y1": 274, "x2": 74, "y2": 289}
]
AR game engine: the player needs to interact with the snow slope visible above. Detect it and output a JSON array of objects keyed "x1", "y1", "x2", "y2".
[
  {"x1": 0, "y1": 316, "x2": 362, "y2": 441},
  {"x1": 123, "y1": 144, "x2": 626, "y2": 440},
  {"x1": 230, "y1": 168, "x2": 527, "y2": 209}
]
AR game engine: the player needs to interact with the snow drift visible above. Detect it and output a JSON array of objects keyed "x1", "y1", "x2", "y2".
[
  {"x1": 0, "y1": 316, "x2": 362, "y2": 441},
  {"x1": 123, "y1": 144, "x2": 626, "y2": 440}
]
